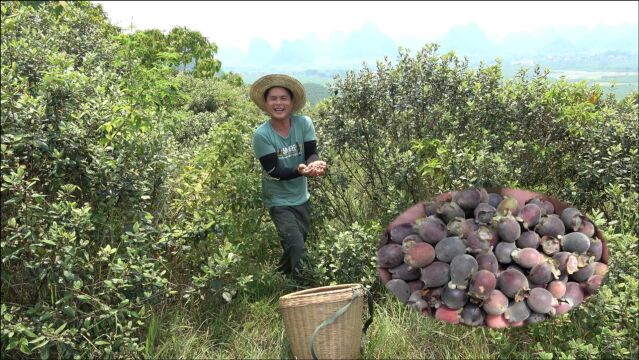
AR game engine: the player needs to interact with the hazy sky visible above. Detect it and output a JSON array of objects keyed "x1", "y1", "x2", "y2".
[{"x1": 97, "y1": 1, "x2": 639, "y2": 51}]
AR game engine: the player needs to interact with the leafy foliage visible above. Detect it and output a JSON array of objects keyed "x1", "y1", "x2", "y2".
[{"x1": 1, "y1": 2, "x2": 246, "y2": 358}]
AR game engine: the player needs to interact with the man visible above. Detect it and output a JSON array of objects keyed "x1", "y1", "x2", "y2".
[{"x1": 250, "y1": 74, "x2": 327, "y2": 283}]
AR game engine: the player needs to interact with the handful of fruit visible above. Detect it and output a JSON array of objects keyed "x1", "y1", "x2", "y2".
[
  {"x1": 298, "y1": 160, "x2": 327, "y2": 177},
  {"x1": 377, "y1": 188, "x2": 608, "y2": 328}
]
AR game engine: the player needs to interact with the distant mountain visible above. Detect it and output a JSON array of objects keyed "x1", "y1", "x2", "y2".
[
  {"x1": 216, "y1": 22, "x2": 638, "y2": 73},
  {"x1": 338, "y1": 22, "x2": 398, "y2": 61},
  {"x1": 498, "y1": 31, "x2": 545, "y2": 57},
  {"x1": 244, "y1": 38, "x2": 275, "y2": 68},
  {"x1": 220, "y1": 23, "x2": 399, "y2": 70},
  {"x1": 438, "y1": 23, "x2": 498, "y2": 60},
  {"x1": 572, "y1": 24, "x2": 639, "y2": 53},
  {"x1": 539, "y1": 37, "x2": 578, "y2": 55},
  {"x1": 272, "y1": 39, "x2": 315, "y2": 65}
]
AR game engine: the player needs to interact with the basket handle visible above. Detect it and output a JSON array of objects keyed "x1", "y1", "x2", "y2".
[{"x1": 310, "y1": 286, "x2": 374, "y2": 360}]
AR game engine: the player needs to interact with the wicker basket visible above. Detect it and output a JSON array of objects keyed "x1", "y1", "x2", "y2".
[{"x1": 279, "y1": 284, "x2": 367, "y2": 360}]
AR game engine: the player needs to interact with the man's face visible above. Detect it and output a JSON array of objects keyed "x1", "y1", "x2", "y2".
[{"x1": 265, "y1": 87, "x2": 292, "y2": 121}]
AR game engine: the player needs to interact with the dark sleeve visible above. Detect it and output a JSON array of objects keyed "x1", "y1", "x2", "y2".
[
  {"x1": 258, "y1": 153, "x2": 301, "y2": 180},
  {"x1": 304, "y1": 140, "x2": 317, "y2": 162}
]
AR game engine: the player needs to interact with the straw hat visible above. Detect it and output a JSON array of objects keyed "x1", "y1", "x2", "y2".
[{"x1": 249, "y1": 74, "x2": 306, "y2": 114}]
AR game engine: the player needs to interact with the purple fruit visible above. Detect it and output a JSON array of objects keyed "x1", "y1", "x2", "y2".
[
  {"x1": 526, "y1": 312, "x2": 547, "y2": 324},
  {"x1": 446, "y1": 218, "x2": 473, "y2": 237},
  {"x1": 585, "y1": 275, "x2": 604, "y2": 295},
  {"x1": 576, "y1": 254, "x2": 594, "y2": 268},
  {"x1": 435, "y1": 306, "x2": 460, "y2": 324},
  {"x1": 497, "y1": 196, "x2": 520, "y2": 216},
  {"x1": 541, "y1": 200, "x2": 555, "y2": 215},
  {"x1": 404, "y1": 242, "x2": 435, "y2": 269},
  {"x1": 390, "y1": 222, "x2": 415, "y2": 244},
  {"x1": 435, "y1": 236, "x2": 466, "y2": 263},
  {"x1": 488, "y1": 193, "x2": 504, "y2": 208},
  {"x1": 449, "y1": 254, "x2": 479, "y2": 290},
  {"x1": 577, "y1": 219, "x2": 596, "y2": 237},
  {"x1": 562, "y1": 282, "x2": 584, "y2": 307},
  {"x1": 528, "y1": 262, "x2": 559, "y2": 285},
  {"x1": 464, "y1": 226, "x2": 496, "y2": 254},
  {"x1": 485, "y1": 314, "x2": 509, "y2": 328},
  {"x1": 506, "y1": 263, "x2": 526, "y2": 274},
  {"x1": 553, "y1": 252, "x2": 579, "y2": 275},
  {"x1": 466, "y1": 218, "x2": 480, "y2": 231},
  {"x1": 474, "y1": 203, "x2": 496, "y2": 225},
  {"x1": 496, "y1": 215, "x2": 522, "y2": 242},
  {"x1": 553, "y1": 301, "x2": 572, "y2": 316},
  {"x1": 421, "y1": 261, "x2": 450, "y2": 288},
  {"x1": 526, "y1": 288, "x2": 558, "y2": 314},
  {"x1": 570, "y1": 263, "x2": 595, "y2": 282},
  {"x1": 483, "y1": 289, "x2": 509, "y2": 315},
  {"x1": 476, "y1": 252, "x2": 499, "y2": 275},
  {"x1": 511, "y1": 248, "x2": 543, "y2": 269},
  {"x1": 556, "y1": 273, "x2": 569, "y2": 284},
  {"x1": 407, "y1": 290, "x2": 429, "y2": 312},
  {"x1": 423, "y1": 201, "x2": 442, "y2": 217},
  {"x1": 587, "y1": 238, "x2": 603, "y2": 262},
  {"x1": 516, "y1": 231, "x2": 541, "y2": 249},
  {"x1": 561, "y1": 232, "x2": 591, "y2": 254},
  {"x1": 547, "y1": 280, "x2": 566, "y2": 299},
  {"x1": 417, "y1": 216, "x2": 448, "y2": 245},
  {"x1": 505, "y1": 301, "x2": 531, "y2": 323},
  {"x1": 468, "y1": 270, "x2": 497, "y2": 300},
  {"x1": 379, "y1": 232, "x2": 389, "y2": 247},
  {"x1": 385, "y1": 279, "x2": 410, "y2": 303},
  {"x1": 495, "y1": 242, "x2": 517, "y2": 264},
  {"x1": 453, "y1": 188, "x2": 487, "y2": 212},
  {"x1": 437, "y1": 201, "x2": 465, "y2": 224},
  {"x1": 497, "y1": 269, "x2": 530, "y2": 301},
  {"x1": 423, "y1": 287, "x2": 444, "y2": 309},
  {"x1": 442, "y1": 287, "x2": 469, "y2": 309},
  {"x1": 535, "y1": 214, "x2": 566, "y2": 237},
  {"x1": 541, "y1": 236, "x2": 561, "y2": 256},
  {"x1": 408, "y1": 280, "x2": 424, "y2": 292},
  {"x1": 560, "y1": 207, "x2": 583, "y2": 232},
  {"x1": 517, "y1": 203, "x2": 542, "y2": 230},
  {"x1": 401, "y1": 234, "x2": 423, "y2": 248},
  {"x1": 461, "y1": 303, "x2": 485, "y2": 326},
  {"x1": 526, "y1": 197, "x2": 555, "y2": 215},
  {"x1": 482, "y1": 226, "x2": 499, "y2": 246},
  {"x1": 390, "y1": 263, "x2": 421, "y2": 281},
  {"x1": 525, "y1": 196, "x2": 545, "y2": 211},
  {"x1": 377, "y1": 244, "x2": 404, "y2": 268}
]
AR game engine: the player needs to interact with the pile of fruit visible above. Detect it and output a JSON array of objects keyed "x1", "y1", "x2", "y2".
[{"x1": 377, "y1": 188, "x2": 608, "y2": 328}]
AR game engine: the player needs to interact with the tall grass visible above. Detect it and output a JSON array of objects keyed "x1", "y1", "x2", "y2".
[
  {"x1": 363, "y1": 296, "x2": 492, "y2": 359},
  {"x1": 152, "y1": 277, "x2": 495, "y2": 359}
]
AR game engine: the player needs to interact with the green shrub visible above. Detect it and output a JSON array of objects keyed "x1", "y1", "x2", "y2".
[{"x1": 309, "y1": 222, "x2": 382, "y2": 289}]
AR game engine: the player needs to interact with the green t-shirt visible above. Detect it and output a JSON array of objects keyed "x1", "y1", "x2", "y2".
[{"x1": 252, "y1": 115, "x2": 317, "y2": 208}]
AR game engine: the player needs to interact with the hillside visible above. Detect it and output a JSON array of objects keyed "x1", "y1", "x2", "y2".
[{"x1": 2, "y1": 2, "x2": 637, "y2": 360}]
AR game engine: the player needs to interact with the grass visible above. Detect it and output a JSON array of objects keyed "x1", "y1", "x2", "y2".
[
  {"x1": 364, "y1": 297, "x2": 492, "y2": 359},
  {"x1": 150, "y1": 260, "x2": 495, "y2": 360},
  {"x1": 150, "y1": 272, "x2": 635, "y2": 359},
  {"x1": 151, "y1": 265, "x2": 295, "y2": 359}
]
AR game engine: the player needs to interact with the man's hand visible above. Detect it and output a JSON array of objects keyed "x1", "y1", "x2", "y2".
[{"x1": 298, "y1": 160, "x2": 327, "y2": 177}]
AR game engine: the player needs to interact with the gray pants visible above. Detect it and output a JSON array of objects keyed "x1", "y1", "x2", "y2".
[{"x1": 269, "y1": 201, "x2": 311, "y2": 279}]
